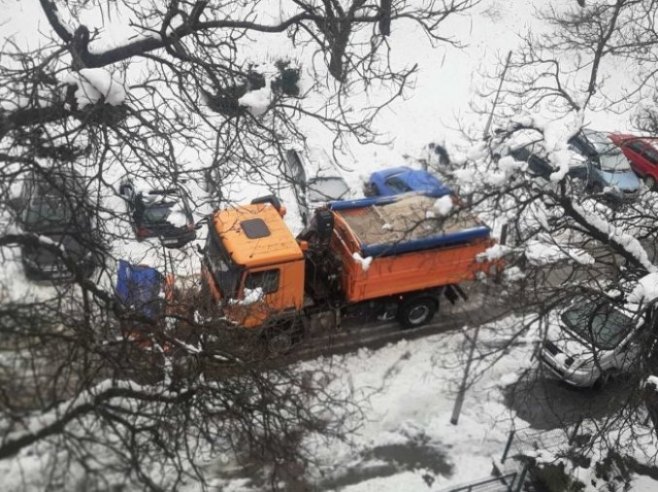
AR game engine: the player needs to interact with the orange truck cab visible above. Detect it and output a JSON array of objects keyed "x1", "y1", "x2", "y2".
[
  {"x1": 201, "y1": 196, "x2": 305, "y2": 328},
  {"x1": 202, "y1": 193, "x2": 498, "y2": 334}
]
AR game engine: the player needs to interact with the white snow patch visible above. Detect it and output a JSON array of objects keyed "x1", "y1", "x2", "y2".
[
  {"x1": 645, "y1": 375, "x2": 658, "y2": 390},
  {"x1": 478, "y1": 243, "x2": 511, "y2": 261},
  {"x1": 63, "y1": 68, "x2": 126, "y2": 108},
  {"x1": 504, "y1": 266, "x2": 525, "y2": 282},
  {"x1": 166, "y1": 201, "x2": 189, "y2": 228},
  {"x1": 433, "y1": 195, "x2": 453, "y2": 216},
  {"x1": 239, "y1": 85, "x2": 271, "y2": 117},
  {"x1": 229, "y1": 287, "x2": 263, "y2": 306},
  {"x1": 352, "y1": 252, "x2": 373, "y2": 272},
  {"x1": 628, "y1": 272, "x2": 658, "y2": 304}
]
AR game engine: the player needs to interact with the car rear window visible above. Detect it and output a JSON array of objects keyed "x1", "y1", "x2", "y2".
[{"x1": 143, "y1": 203, "x2": 173, "y2": 223}]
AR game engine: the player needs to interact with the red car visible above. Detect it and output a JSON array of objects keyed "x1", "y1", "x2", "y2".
[{"x1": 609, "y1": 133, "x2": 658, "y2": 190}]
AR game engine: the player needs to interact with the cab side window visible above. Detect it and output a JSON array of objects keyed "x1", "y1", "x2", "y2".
[{"x1": 245, "y1": 269, "x2": 280, "y2": 294}]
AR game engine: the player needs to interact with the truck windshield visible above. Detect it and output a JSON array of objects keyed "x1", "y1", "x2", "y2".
[
  {"x1": 560, "y1": 301, "x2": 635, "y2": 350},
  {"x1": 205, "y1": 230, "x2": 242, "y2": 298}
]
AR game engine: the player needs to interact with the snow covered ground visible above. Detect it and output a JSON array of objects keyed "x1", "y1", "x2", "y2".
[{"x1": 2, "y1": 0, "x2": 658, "y2": 490}]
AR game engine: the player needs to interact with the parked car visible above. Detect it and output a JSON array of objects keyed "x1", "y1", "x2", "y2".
[
  {"x1": 118, "y1": 179, "x2": 196, "y2": 248},
  {"x1": 538, "y1": 298, "x2": 643, "y2": 388},
  {"x1": 506, "y1": 128, "x2": 640, "y2": 201},
  {"x1": 568, "y1": 129, "x2": 641, "y2": 200},
  {"x1": 283, "y1": 148, "x2": 353, "y2": 226},
  {"x1": 363, "y1": 166, "x2": 452, "y2": 198},
  {"x1": 13, "y1": 169, "x2": 101, "y2": 281},
  {"x1": 608, "y1": 133, "x2": 658, "y2": 190}
]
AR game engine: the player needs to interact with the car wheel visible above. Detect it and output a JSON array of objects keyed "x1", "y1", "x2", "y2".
[
  {"x1": 592, "y1": 180, "x2": 604, "y2": 193},
  {"x1": 396, "y1": 296, "x2": 438, "y2": 329},
  {"x1": 645, "y1": 175, "x2": 656, "y2": 191},
  {"x1": 593, "y1": 369, "x2": 616, "y2": 390}
]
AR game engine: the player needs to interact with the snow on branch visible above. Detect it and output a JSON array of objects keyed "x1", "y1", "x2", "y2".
[
  {"x1": 571, "y1": 201, "x2": 656, "y2": 273},
  {"x1": 63, "y1": 69, "x2": 127, "y2": 108},
  {"x1": 0, "y1": 379, "x2": 195, "y2": 460}
]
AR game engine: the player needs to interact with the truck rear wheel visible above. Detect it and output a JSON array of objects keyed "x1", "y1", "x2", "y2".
[{"x1": 396, "y1": 296, "x2": 438, "y2": 329}]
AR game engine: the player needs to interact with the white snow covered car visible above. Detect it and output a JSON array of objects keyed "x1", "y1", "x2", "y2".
[
  {"x1": 283, "y1": 147, "x2": 353, "y2": 226},
  {"x1": 538, "y1": 298, "x2": 644, "y2": 388}
]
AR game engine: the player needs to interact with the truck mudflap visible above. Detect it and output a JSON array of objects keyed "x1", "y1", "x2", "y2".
[{"x1": 444, "y1": 284, "x2": 468, "y2": 304}]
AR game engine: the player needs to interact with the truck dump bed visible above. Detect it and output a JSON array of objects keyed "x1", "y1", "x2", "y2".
[{"x1": 328, "y1": 194, "x2": 495, "y2": 302}]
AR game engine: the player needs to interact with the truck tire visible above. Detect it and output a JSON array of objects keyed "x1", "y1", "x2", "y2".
[
  {"x1": 264, "y1": 320, "x2": 303, "y2": 355},
  {"x1": 396, "y1": 296, "x2": 438, "y2": 329}
]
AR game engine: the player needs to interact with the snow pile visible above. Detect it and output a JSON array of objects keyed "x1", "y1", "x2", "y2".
[
  {"x1": 433, "y1": 195, "x2": 453, "y2": 216},
  {"x1": 352, "y1": 252, "x2": 373, "y2": 271},
  {"x1": 63, "y1": 68, "x2": 126, "y2": 108},
  {"x1": 239, "y1": 85, "x2": 271, "y2": 117},
  {"x1": 628, "y1": 272, "x2": 658, "y2": 304}
]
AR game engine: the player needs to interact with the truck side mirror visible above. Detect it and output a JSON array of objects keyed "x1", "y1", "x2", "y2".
[{"x1": 251, "y1": 194, "x2": 282, "y2": 212}]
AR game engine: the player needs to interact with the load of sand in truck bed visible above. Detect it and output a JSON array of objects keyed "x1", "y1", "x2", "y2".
[{"x1": 332, "y1": 194, "x2": 489, "y2": 255}]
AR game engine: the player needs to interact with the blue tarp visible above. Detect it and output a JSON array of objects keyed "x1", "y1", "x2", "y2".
[
  {"x1": 115, "y1": 260, "x2": 164, "y2": 320},
  {"x1": 360, "y1": 226, "x2": 491, "y2": 257},
  {"x1": 329, "y1": 194, "x2": 402, "y2": 211}
]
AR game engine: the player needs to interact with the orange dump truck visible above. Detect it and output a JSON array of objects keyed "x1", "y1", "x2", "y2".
[{"x1": 201, "y1": 194, "x2": 498, "y2": 347}]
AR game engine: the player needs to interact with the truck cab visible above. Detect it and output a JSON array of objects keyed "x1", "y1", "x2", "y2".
[{"x1": 201, "y1": 197, "x2": 305, "y2": 328}]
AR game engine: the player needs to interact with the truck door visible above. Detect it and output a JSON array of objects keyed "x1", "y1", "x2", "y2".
[{"x1": 228, "y1": 262, "x2": 304, "y2": 328}]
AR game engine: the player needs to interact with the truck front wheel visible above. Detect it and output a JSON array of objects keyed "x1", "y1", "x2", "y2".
[
  {"x1": 264, "y1": 320, "x2": 303, "y2": 355},
  {"x1": 397, "y1": 297, "x2": 438, "y2": 329}
]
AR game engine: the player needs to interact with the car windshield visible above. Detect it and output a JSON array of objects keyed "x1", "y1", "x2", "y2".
[
  {"x1": 583, "y1": 131, "x2": 632, "y2": 172},
  {"x1": 307, "y1": 177, "x2": 350, "y2": 203},
  {"x1": 24, "y1": 194, "x2": 72, "y2": 228},
  {"x1": 560, "y1": 301, "x2": 635, "y2": 350}
]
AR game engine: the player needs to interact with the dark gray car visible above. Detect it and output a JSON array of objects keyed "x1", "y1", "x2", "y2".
[{"x1": 15, "y1": 170, "x2": 101, "y2": 281}]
